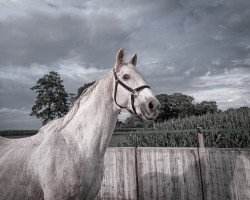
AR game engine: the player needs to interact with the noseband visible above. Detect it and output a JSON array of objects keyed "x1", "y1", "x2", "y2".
[{"x1": 113, "y1": 69, "x2": 150, "y2": 115}]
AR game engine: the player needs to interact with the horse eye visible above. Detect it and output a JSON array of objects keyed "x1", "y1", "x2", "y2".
[{"x1": 122, "y1": 74, "x2": 130, "y2": 80}]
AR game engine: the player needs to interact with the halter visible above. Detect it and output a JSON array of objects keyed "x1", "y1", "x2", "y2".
[{"x1": 113, "y1": 68, "x2": 150, "y2": 115}]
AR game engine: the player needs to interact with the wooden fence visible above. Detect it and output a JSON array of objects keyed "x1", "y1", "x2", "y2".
[
  {"x1": 95, "y1": 147, "x2": 250, "y2": 200},
  {"x1": 1, "y1": 129, "x2": 249, "y2": 199}
]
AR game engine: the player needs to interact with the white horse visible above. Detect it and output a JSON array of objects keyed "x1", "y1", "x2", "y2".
[{"x1": 0, "y1": 49, "x2": 160, "y2": 200}]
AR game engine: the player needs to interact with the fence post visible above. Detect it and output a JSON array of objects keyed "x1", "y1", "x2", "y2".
[{"x1": 197, "y1": 127, "x2": 205, "y2": 148}]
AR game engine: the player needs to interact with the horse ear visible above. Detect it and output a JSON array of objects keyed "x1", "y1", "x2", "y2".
[
  {"x1": 129, "y1": 53, "x2": 137, "y2": 66},
  {"x1": 116, "y1": 48, "x2": 125, "y2": 68}
]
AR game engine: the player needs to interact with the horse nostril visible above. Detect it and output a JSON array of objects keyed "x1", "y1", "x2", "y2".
[{"x1": 148, "y1": 101, "x2": 156, "y2": 111}]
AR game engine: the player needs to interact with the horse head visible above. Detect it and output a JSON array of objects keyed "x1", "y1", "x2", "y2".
[{"x1": 113, "y1": 48, "x2": 160, "y2": 121}]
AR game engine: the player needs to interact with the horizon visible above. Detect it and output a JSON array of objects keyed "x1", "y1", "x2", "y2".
[{"x1": 0, "y1": 76, "x2": 248, "y2": 131}]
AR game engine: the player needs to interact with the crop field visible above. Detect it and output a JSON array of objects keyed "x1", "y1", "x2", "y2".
[
  {"x1": 1, "y1": 110, "x2": 249, "y2": 148},
  {"x1": 115, "y1": 110, "x2": 250, "y2": 148},
  {"x1": 123, "y1": 110, "x2": 249, "y2": 148}
]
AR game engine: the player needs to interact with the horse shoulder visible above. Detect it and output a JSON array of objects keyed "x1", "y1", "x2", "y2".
[
  {"x1": 31, "y1": 132, "x2": 82, "y2": 199},
  {"x1": 0, "y1": 137, "x2": 44, "y2": 199}
]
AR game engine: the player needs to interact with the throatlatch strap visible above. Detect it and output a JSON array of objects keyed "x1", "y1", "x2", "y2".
[{"x1": 131, "y1": 94, "x2": 136, "y2": 115}]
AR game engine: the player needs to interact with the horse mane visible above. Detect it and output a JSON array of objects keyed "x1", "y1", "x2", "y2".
[
  {"x1": 73, "y1": 80, "x2": 99, "y2": 108},
  {"x1": 36, "y1": 81, "x2": 100, "y2": 137},
  {"x1": 60, "y1": 81, "x2": 101, "y2": 129},
  {"x1": 36, "y1": 69, "x2": 115, "y2": 138},
  {"x1": 80, "y1": 81, "x2": 99, "y2": 99}
]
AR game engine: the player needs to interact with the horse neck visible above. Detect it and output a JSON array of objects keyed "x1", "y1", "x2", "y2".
[{"x1": 62, "y1": 71, "x2": 120, "y2": 156}]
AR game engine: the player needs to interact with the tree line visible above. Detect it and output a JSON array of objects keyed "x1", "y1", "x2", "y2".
[{"x1": 30, "y1": 71, "x2": 246, "y2": 126}]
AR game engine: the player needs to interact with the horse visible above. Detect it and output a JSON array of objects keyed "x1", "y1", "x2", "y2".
[{"x1": 0, "y1": 48, "x2": 160, "y2": 200}]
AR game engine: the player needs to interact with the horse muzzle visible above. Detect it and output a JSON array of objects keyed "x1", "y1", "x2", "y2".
[{"x1": 139, "y1": 98, "x2": 160, "y2": 121}]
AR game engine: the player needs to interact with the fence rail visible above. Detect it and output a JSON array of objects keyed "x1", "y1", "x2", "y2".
[{"x1": 95, "y1": 147, "x2": 250, "y2": 200}]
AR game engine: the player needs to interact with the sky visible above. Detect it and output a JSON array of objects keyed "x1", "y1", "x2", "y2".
[{"x1": 0, "y1": 0, "x2": 250, "y2": 130}]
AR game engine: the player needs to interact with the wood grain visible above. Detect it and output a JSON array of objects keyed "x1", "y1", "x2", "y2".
[
  {"x1": 95, "y1": 147, "x2": 250, "y2": 200},
  {"x1": 136, "y1": 147, "x2": 203, "y2": 200},
  {"x1": 95, "y1": 148, "x2": 137, "y2": 200},
  {"x1": 199, "y1": 148, "x2": 250, "y2": 200}
]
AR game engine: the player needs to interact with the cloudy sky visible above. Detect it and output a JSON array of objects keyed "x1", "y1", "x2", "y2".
[{"x1": 0, "y1": 0, "x2": 250, "y2": 130}]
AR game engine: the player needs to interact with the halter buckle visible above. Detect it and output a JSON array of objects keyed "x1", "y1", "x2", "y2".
[{"x1": 133, "y1": 90, "x2": 139, "y2": 97}]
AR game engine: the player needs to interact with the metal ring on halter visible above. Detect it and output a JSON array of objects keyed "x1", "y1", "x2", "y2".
[
  {"x1": 113, "y1": 69, "x2": 150, "y2": 116},
  {"x1": 133, "y1": 90, "x2": 139, "y2": 97}
]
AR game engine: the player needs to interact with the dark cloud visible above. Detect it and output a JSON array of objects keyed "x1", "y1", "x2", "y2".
[
  {"x1": 0, "y1": 80, "x2": 34, "y2": 108},
  {"x1": 0, "y1": 0, "x2": 250, "y2": 129},
  {"x1": 0, "y1": 10, "x2": 128, "y2": 68}
]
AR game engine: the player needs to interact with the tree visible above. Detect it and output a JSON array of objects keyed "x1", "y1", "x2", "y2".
[
  {"x1": 123, "y1": 115, "x2": 153, "y2": 128},
  {"x1": 124, "y1": 115, "x2": 145, "y2": 128},
  {"x1": 156, "y1": 93, "x2": 195, "y2": 122},
  {"x1": 77, "y1": 81, "x2": 96, "y2": 98},
  {"x1": 68, "y1": 93, "x2": 77, "y2": 108},
  {"x1": 115, "y1": 119, "x2": 124, "y2": 128},
  {"x1": 193, "y1": 101, "x2": 218, "y2": 116},
  {"x1": 66, "y1": 81, "x2": 96, "y2": 107},
  {"x1": 30, "y1": 71, "x2": 69, "y2": 125}
]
